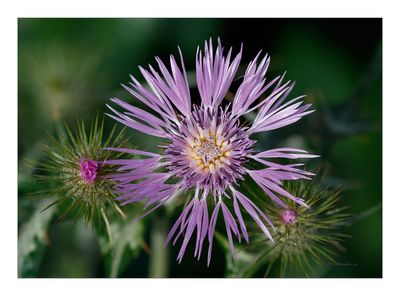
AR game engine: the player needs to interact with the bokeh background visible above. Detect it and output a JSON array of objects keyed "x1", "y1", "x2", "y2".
[{"x1": 18, "y1": 18, "x2": 382, "y2": 278}]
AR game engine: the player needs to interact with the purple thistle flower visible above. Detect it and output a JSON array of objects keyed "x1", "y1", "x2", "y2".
[
  {"x1": 79, "y1": 159, "x2": 98, "y2": 183},
  {"x1": 107, "y1": 38, "x2": 318, "y2": 265}
]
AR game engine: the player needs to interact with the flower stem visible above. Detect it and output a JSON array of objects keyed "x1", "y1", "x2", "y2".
[
  {"x1": 148, "y1": 216, "x2": 169, "y2": 278},
  {"x1": 100, "y1": 207, "x2": 113, "y2": 247}
]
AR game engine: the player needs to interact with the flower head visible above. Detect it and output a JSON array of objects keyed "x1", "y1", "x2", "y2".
[
  {"x1": 36, "y1": 116, "x2": 127, "y2": 227},
  {"x1": 107, "y1": 38, "x2": 318, "y2": 264}
]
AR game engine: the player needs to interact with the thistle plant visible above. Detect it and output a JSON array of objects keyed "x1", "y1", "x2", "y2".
[
  {"x1": 35, "y1": 116, "x2": 128, "y2": 229},
  {"x1": 106, "y1": 37, "x2": 318, "y2": 265},
  {"x1": 235, "y1": 175, "x2": 350, "y2": 277}
]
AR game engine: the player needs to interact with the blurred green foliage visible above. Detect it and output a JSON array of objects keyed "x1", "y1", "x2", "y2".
[{"x1": 18, "y1": 18, "x2": 381, "y2": 277}]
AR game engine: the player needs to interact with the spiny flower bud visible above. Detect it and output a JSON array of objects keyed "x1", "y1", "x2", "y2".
[
  {"x1": 35, "y1": 116, "x2": 128, "y2": 228},
  {"x1": 241, "y1": 175, "x2": 351, "y2": 277}
]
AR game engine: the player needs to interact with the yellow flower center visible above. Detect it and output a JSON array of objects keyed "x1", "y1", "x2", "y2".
[{"x1": 189, "y1": 133, "x2": 232, "y2": 174}]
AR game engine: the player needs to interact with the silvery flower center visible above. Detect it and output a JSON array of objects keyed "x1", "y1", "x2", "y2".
[{"x1": 195, "y1": 138, "x2": 220, "y2": 163}]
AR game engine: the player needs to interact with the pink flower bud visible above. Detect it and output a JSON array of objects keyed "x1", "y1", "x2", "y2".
[
  {"x1": 79, "y1": 159, "x2": 98, "y2": 183},
  {"x1": 280, "y1": 209, "x2": 297, "y2": 225}
]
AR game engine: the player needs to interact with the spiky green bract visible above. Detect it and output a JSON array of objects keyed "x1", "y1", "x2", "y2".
[
  {"x1": 236, "y1": 175, "x2": 350, "y2": 277},
  {"x1": 35, "y1": 116, "x2": 128, "y2": 229}
]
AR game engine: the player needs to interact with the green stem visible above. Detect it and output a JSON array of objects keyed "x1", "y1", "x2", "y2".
[
  {"x1": 100, "y1": 207, "x2": 113, "y2": 248},
  {"x1": 148, "y1": 216, "x2": 169, "y2": 278}
]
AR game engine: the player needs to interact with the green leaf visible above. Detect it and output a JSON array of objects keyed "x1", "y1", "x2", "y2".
[
  {"x1": 18, "y1": 200, "x2": 56, "y2": 277},
  {"x1": 225, "y1": 250, "x2": 259, "y2": 278},
  {"x1": 98, "y1": 218, "x2": 145, "y2": 277},
  {"x1": 214, "y1": 231, "x2": 259, "y2": 278}
]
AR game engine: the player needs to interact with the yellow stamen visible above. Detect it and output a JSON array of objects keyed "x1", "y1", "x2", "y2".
[{"x1": 189, "y1": 131, "x2": 232, "y2": 172}]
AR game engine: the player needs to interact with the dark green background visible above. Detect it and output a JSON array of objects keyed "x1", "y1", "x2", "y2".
[{"x1": 18, "y1": 18, "x2": 382, "y2": 277}]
